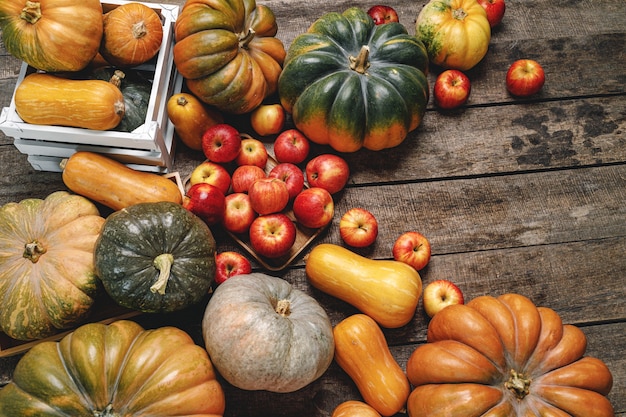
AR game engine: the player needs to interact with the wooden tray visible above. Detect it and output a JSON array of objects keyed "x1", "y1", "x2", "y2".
[{"x1": 184, "y1": 145, "x2": 328, "y2": 271}]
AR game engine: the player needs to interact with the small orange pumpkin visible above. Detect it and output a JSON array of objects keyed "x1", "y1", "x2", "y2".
[{"x1": 100, "y1": 2, "x2": 163, "y2": 67}]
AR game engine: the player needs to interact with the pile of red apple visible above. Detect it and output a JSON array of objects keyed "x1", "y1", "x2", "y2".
[{"x1": 182, "y1": 123, "x2": 350, "y2": 261}]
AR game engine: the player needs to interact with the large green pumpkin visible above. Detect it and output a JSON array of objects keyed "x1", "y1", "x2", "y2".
[
  {"x1": 94, "y1": 202, "x2": 216, "y2": 313},
  {"x1": 278, "y1": 7, "x2": 429, "y2": 153},
  {"x1": 0, "y1": 191, "x2": 104, "y2": 341}
]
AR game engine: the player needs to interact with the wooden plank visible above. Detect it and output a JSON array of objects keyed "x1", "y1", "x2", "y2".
[{"x1": 272, "y1": 236, "x2": 626, "y2": 343}]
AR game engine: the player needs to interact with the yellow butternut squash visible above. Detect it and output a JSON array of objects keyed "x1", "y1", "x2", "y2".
[
  {"x1": 61, "y1": 151, "x2": 182, "y2": 211},
  {"x1": 14, "y1": 73, "x2": 125, "y2": 130},
  {"x1": 333, "y1": 314, "x2": 410, "y2": 417},
  {"x1": 305, "y1": 243, "x2": 422, "y2": 328},
  {"x1": 167, "y1": 93, "x2": 223, "y2": 151}
]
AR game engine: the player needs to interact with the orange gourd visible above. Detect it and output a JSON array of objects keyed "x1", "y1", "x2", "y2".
[
  {"x1": 100, "y1": 2, "x2": 163, "y2": 67},
  {"x1": 333, "y1": 314, "x2": 410, "y2": 417},
  {"x1": 305, "y1": 243, "x2": 422, "y2": 328},
  {"x1": 332, "y1": 400, "x2": 382, "y2": 417},
  {"x1": 61, "y1": 151, "x2": 183, "y2": 211},
  {"x1": 406, "y1": 293, "x2": 615, "y2": 417},
  {"x1": 14, "y1": 73, "x2": 125, "y2": 131},
  {"x1": 167, "y1": 93, "x2": 223, "y2": 151}
]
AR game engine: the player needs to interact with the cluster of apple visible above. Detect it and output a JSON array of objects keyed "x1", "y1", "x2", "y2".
[
  {"x1": 431, "y1": 0, "x2": 546, "y2": 110},
  {"x1": 182, "y1": 121, "x2": 351, "y2": 274}
]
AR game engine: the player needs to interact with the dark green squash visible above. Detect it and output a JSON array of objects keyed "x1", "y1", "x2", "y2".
[
  {"x1": 94, "y1": 201, "x2": 216, "y2": 313},
  {"x1": 278, "y1": 7, "x2": 429, "y2": 153},
  {"x1": 90, "y1": 67, "x2": 152, "y2": 132}
]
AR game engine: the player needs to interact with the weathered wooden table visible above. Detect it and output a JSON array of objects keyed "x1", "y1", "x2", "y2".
[{"x1": 0, "y1": 0, "x2": 624, "y2": 416}]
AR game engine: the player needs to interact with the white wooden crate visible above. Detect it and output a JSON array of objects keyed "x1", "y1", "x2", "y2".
[{"x1": 0, "y1": 0, "x2": 182, "y2": 172}]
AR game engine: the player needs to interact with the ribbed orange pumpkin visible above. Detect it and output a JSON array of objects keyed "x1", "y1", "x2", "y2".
[
  {"x1": 406, "y1": 293, "x2": 614, "y2": 417},
  {"x1": 0, "y1": 0, "x2": 103, "y2": 72},
  {"x1": 173, "y1": 0, "x2": 286, "y2": 114},
  {"x1": 0, "y1": 320, "x2": 226, "y2": 416},
  {"x1": 100, "y1": 2, "x2": 164, "y2": 67}
]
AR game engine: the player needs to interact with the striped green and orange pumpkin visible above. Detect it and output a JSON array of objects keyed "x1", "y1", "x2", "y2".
[
  {"x1": 0, "y1": 191, "x2": 105, "y2": 341},
  {"x1": 278, "y1": 7, "x2": 429, "y2": 153}
]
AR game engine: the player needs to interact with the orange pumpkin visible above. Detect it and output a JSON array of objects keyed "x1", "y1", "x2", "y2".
[
  {"x1": 100, "y1": 2, "x2": 164, "y2": 67},
  {"x1": 0, "y1": 0, "x2": 103, "y2": 72},
  {"x1": 0, "y1": 320, "x2": 226, "y2": 416},
  {"x1": 173, "y1": 0, "x2": 286, "y2": 114},
  {"x1": 406, "y1": 293, "x2": 614, "y2": 417}
]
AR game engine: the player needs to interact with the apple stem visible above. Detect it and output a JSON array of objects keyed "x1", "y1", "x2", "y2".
[
  {"x1": 349, "y1": 46, "x2": 371, "y2": 74},
  {"x1": 150, "y1": 253, "x2": 175, "y2": 295}
]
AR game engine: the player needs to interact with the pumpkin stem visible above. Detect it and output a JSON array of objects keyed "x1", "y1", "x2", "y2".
[
  {"x1": 239, "y1": 28, "x2": 256, "y2": 49},
  {"x1": 132, "y1": 21, "x2": 148, "y2": 39},
  {"x1": 20, "y1": 1, "x2": 42, "y2": 24},
  {"x1": 504, "y1": 369, "x2": 531, "y2": 399},
  {"x1": 275, "y1": 299, "x2": 291, "y2": 317},
  {"x1": 452, "y1": 7, "x2": 468, "y2": 20},
  {"x1": 23, "y1": 240, "x2": 46, "y2": 263},
  {"x1": 150, "y1": 253, "x2": 175, "y2": 295},
  {"x1": 349, "y1": 46, "x2": 370, "y2": 74},
  {"x1": 109, "y1": 70, "x2": 125, "y2": 89}
]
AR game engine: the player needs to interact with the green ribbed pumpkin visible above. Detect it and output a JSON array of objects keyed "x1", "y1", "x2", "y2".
[
  {"x1": 278, "y1": 7, "x2": 429, "y2": 153},
  {"x1": 94, "y1": 202, "x2": 216, "y2": 313}
]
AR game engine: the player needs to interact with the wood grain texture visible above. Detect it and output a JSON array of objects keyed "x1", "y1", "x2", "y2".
[{"x1": 0, "y1": 0, "x2": 625, "y2": 415}]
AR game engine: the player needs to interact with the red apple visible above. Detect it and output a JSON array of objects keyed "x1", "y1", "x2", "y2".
[
  {"x1": 433, "y1": 69, "x2": 471, "y2": 110},
  {"x1": 201, "y1": 123, "x2": 242, "y2": 163},
  {"x1": 188, "y1": 160, "x2": 231, "y2": 194},
  {"x1": 367, "y1": 5, "x2": 399, "y2": 25},
  {"x1": 231, "y1": 164, "x2": 266, "y2": 193},
  {"x1": 339, "y1": 208, "x2": 378, "y2": 247},
  {"x1": 422, "y1": 279, "x2": 464, "y2": 318},
  {"x1": 250, "y1": 104, "x2": 285, "y2": 136},
  {"x1": 214, "y1": 251, "x2": 252, "y2": 285},
  {"x1": 392, "y1": 231, "x2": 431, "y2": 271},
  {"x1": 506, "y1": 59, "x2": 545, "y2": 97},
  {"x1": 292, "y1": 187, "x2": 334, "y2": 229},
  {"x1": 268, "y1": 162, "x2": 305, "y2": 200},
  {"x1": 305, "y1": 154, "x2": 350, "y2": 195},
  {"x1": 236, "y1": 137, "x2": 268, "y2": 168},
  {"x1": 222, "y1": 192, "x2": 257, "y2": 234},
  {"x1": 249, "y1": 213, "x2": 296, "y2": 258},
  {"x1": 476, "y1": 0, "x2": 505, "y2": 28},
  {"x1": 273, "y1": 129, "x2": 310, "y2": 164},
  {"x1": 183, "y1": 183, "x2": 226, "y2": 226},
  {"x1": 248, "y1": 177, "x2": 290, "y2": 215}
]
